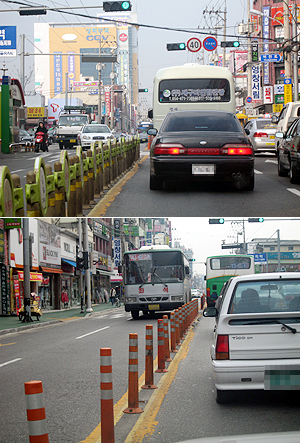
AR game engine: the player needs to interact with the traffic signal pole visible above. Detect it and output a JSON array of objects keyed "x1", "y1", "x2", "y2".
[
  {"x1": 84, "y1": 218, "x2": 93, "y2": 313},
  {"x1": 22, "y1": 218, "x2": 32, "y2": 322}
]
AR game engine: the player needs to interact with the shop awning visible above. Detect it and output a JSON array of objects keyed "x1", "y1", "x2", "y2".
[
  {"x1": 96, "y1": 270, "x2": 114, "y2": 276},
  {"x1": 18, "y1": 271, "x2": 43, "y2": 282},
  {"x1": 111, "y1": 276, "x2": 123, "y2": 282},
  {"x1": 62, "y1": 259, "x2": 76, "y2": 267},
  {"x1": 41, "y1": 267, "x2": 63, "y2": 274}
]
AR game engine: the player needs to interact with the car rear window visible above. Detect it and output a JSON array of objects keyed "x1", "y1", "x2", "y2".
[
  {"x1": 162, "y1": 114, "x2": 241, "y2": 133},
  {"x1": 256, "y1": 120, "x2": 277, "y2": 129},
  {"x1": 228, "y1": 279, "x2": 300, "y2": 314}
]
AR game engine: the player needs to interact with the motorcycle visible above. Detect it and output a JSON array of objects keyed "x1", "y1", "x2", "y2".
[
  {"x1": 35, "y1": 131, "x2": 48, "y2": 152},
  {"x1": 19, "y1": 294, "x2": 43, "y2": 321}
]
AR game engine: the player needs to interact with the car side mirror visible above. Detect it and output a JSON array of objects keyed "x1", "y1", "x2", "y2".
[
  {"x1": 275, "y1": 131, "x2": 284, "y2": 139},
  {"x1": 148, "y1": 108, "x2": 153, "y2": 119},
  {"x1": 245, "y1": 128, "x2": 250, "y2": 135},
  {"x1": 148, "y1": 128, "x2": 158, "y2": 136},
  {"x1": 271, "y1": 115, "x2": 278, "y2": 124},
  {"x1": 203, "y1": 307, "x2": 217, "y2": 317}
]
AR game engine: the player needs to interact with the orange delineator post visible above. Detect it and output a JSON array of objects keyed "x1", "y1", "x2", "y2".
[
  {"x1": 178, "y1": 307, "x2": 183, "y2": 339},
  {"x1": 100, "y1": 348, "x2": 115, "y2": 443},
  {"x1": 175, "y1": 309, "x2": 180, "y2": 346},
  {"x1": 24, "y1": 380, "x2": 49, "y2": 443},
  {"x1": 156, "y1": 319, "x2": 168, "y2": 373},
  {"x1": 170, "y1": 311, "x2": 177, "y2": 353},
  {"x1": 163, "y1": 315, "x2": 172, "y2": 362},
  {"x1": 142, "y1": 325, "x2": 157, "y2": 389},
  {"x1": 123, "y1": 333, "x2": 143, "y2": 413}
]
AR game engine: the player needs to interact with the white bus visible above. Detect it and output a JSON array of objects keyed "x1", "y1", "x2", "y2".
[
  {"x1": 205, "y1": 254, "x2": 255, "y2": 307},
  {"x1": 122, "y1": 245, "x2": 191, "y2": 319},
  {"x1": 148, "y1": 63, "x2": 236, "y2": 130}
]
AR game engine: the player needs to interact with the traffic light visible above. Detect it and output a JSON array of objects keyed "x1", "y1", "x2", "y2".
[
  {"x1": 76, "y1": 251, "x2": 89, "y2": 270},
  {"x1": 248, "y1": 218, "x2": 264, "y2": 223},
  {"x1": 209, "y1": 218, "x2": 225, "y2": 224},
  {"x1": 138, "y1": 88, "x2": 149, "y2": 92},
  {"x1": 166, "y1": 43, "x2": 186, "y2": 51},
  {"x1": 103, "y1": 1, "x2": 131, "y2": 12},
  {"x1": 221, "y1": 41, "x2": 240, "y2": 48},
  {"x1": 19, "y1": 7, "x2": 47, "y2": 15}
]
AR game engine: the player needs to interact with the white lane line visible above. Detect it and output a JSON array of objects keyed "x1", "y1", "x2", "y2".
[
  {"x1": 76, "y1": 326, "x2": 110, "y2": 340},
  {"x1": 11, "y1": 169, "x2": 25, "y2": 173},
  {"x1": 254, "y1": 169, "x2": 263, "y2": 175},
  {"x1": 287, "y1": 188, "x2": 300, "y2": 197},
  {"x1": 265, "y1": 159, "x2": 277, "y2": 165},
  {"x1": 110, "y1": 313, "x2": 126, "y2": 319},
  {"x1": 0, "y1": 358, "x2": 22, "y2": 368}
]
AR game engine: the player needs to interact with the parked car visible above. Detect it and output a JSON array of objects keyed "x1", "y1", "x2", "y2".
[
  {"x1": 244, "y1": 117, "x2": 277, "y2": 154},
  {"x1": 273, "y1": 101, "x2": 300, "y2": 155},
  {"x1": 19, "y1": 129, "x2": 34, "y2": 143},
  {"x1": 77, "y1": 124, "x2": 114, "y2": 149},
  {"x1": 276, "y1": 117, "x2": 300, "y2": 183},
  {"x1": 148, "y1": 110, "x2": 254, "y2": 191},
  {"x1": 203, "y1": 272, "x2": 300, "y2": 404},
  {"x1": 48, "y1": 127, "x2": 57, "y2": 145}
]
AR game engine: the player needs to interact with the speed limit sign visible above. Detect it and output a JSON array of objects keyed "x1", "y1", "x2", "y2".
[{"x1": 187, "y1": 37, "x2": 201, "y2": 52}]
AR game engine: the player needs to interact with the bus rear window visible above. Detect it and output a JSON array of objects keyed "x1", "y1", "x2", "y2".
[
  {"x1": 159, "y1": 78, "x2": 230, "y2": 103},
  {"x1": 210, "y1": 257, "x2": 252, "y2": 270}
]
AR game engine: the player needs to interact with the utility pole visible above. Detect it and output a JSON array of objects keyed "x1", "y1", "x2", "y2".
[
  {"x1": 292, "y1": 3, "x2": 298, "y2": 101},
  {"x1": 277, "y1": 229, "x2": 281, "y2": 272},
  {"x1": 22, "y1": 218, "x2": 32, "y2": 322},
  {"x1": 84, "y1": 218, "x2": 93, "y2": 313},
  {"x1": 223, "y1": 2, "x2": 227, "y2": 67},
  {"x1": 284, "y1": 0, "x2": 292, "y2": 103},
  {"x1": 65, "y1": 72, "x2": 68, "y2": 107},
  {"x1": 20, "y1": 34, "x2": 25, "y2": 94},
  {"x1": 78, "y1": 219, "x2": 84, "y2": 313},
  {"x1": 247, "y1": 0, "x2": 252, "y2": 97}
]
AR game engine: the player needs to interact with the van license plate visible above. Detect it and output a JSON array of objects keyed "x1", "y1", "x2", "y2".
[
  {"x1": 264, "y1": 368, "x2": 300, "y2": 390},
  {"x1": 70, "y1": 139, "x2": 76, "y2": 143},
  {"x1": 192, "y1": 164, "x2": 215, "y2": 175},
  {"x1": 148, "y1": 304, "x2": 160, "y2": 310}
]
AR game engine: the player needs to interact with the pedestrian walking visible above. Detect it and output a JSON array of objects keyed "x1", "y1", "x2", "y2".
[{"x1": 110, "y1": 287, "x2": 116, "y2": 305}]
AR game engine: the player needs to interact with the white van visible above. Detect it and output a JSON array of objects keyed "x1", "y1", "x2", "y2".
[{"x1": 273, "y1": 101, "x2": 300, "y2": 154}]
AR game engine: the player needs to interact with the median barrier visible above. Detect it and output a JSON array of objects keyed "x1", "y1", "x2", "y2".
[
  {"x1": 142, "y1": 324, "x2": 157, "y2": 390},
  {"x1": 53, "y1": 161, "x2": 65, "y2": 216},
  {"x1": 25, "y1": 171, "x2": 40, "y2": 217},
  {"x1": 86, "y1": 150, "x2": 95, "y2": 205},
  {"x1": 175, "y1": 309, "x2": 180, "y2": 346},
  {"x1": 100, "y1": 347, "x2": 115, "y2": 443},
  {"x1": 24, "y1": 380, "x2": 49, "y2": 443},
  {"x1": 123, "y1": 333, "x2": 143, "y2": 414},
  {"x1": 82, "y1": 152, "x2": 91, "y2": 210},
  {"x1": 156, "y1": 319, "x2": 168, "y2": 373},
  {"x1": 11, "y1": 174, "x2": 25, "y2": 216},
  {"x1": 170, "y1": 311, "x2": 177, "y2": 353},
  {"x1": 68, "y1": 157, "x2": 77, "y2": 216},
  {"x1": 163, "y1": 314, "x2": 172, "y2": 362}
]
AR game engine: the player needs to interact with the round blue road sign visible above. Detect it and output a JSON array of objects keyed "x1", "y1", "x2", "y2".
[
  {"x1": 246, "y1": 96, "x2": 253, "y2": 103},
  {"x1": 203, "y1": 36, "x2": 217, "y2": 51}
]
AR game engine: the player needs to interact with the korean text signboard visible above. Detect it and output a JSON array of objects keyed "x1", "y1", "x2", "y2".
[
  {"x1": 263, "y1": 85, "x2": 274, "y2": 104},
  {"x1": 0, "y1": 26, "x2": 17, "y2": 57},
  {"x1": 263, "y1": 6, "x2": 270, "y2": 85},
  {"x1": 252, "y1": 65, "x2": 261, "y2": 101}
]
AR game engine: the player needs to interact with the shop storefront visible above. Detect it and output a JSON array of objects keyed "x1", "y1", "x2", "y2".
[
  {"x1": 61, "y1": 232, "x2": 79, "y2": 307},
  {"x1": 0, "y1": 220, "x2": 10, "y2": 315}
]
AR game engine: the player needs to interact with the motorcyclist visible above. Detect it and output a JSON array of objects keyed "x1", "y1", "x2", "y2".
[{"x1": 35, "y1": 121, "x2": 48, "y2": 152}]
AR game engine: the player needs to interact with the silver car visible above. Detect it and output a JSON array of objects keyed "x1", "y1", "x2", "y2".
[
  {"x1": 244, "y1": 118, "x2": 277, "y2": 153},
  {"x1": 77, "y1": 124, "x2": 114, "y2": 150},
  {"x1": 203, "y1": 272, "x2": 300, "y2": 404}
]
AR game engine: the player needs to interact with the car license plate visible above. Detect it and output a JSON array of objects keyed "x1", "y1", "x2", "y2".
[
  {"x1": 264, "y1": 367, "x2": 300, "y2": 390},
  {"x1": 148, "y1": 304, "x2": 160, "y2": 310},
  {"x1": 269, "y1": 135, "x2": 275, "y2": 139},
  {"x1": 265, "y1": 142, "x2": 275, "y2": 146},
  {"x1": 70, "y1": 139, "x2": 76, "y2": 143},
  {"x1": 192, "y1": 164, "x2": 215, "y2": 175}
]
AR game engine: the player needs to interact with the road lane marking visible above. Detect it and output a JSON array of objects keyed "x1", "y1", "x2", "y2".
[
  {"x1": 0, "y1": 343, "x2": 16, "y2": 347},
  {"x1": 10, "y1": 169, "x2": 25, "y2": 173},
  {"x1": 254, "y1": 169, "x2": 263, "y2": 174},
  {"x1": 75, "y1": 326, "x2": 109, "y2": 340},
  {"x1": 0, "y1": 358, "x2": 22, "y2": 368},
  {"x1": 287, "y1": 188, "x2": 300, "y2": 197},
  {"x1": 265, "y1": 159, "x2": 277, "y2": 164}
]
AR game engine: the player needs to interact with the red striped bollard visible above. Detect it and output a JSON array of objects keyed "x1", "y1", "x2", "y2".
[
  {"x1": 142, "y1": 325, "x2": 157, "y2": 389},
  {"x1": 178, "y1": 307, "x2": 183, "y2": 339},
  {"x1": 124, "y1": 333, "x2": 143, "y2": 413},
  {"x1": 24, "y1": 380, "x2": 49, "y2": 443},
  {"x1": 163, "y1": 315, "x2": 172, "y2": 362},
  {"x1": 100, "y1": 348, "x2": 115, "y2": 443},
  {"x1": 156, "y1": 319, "x2": 168, "y2": 373},
  {"x1": 175, "y1": 309, "x2": 180, "y2": 346},
  {"x1": 170, "y1": 311, "x2": 177, "y2": 353}
]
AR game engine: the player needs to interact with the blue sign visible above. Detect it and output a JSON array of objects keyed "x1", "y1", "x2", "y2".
[
  {"x1": 246, "y1": 96, "x2": 253, "y2": 103},
  {"x1": 203, "y1": 36, "x2": 217, "y2": 52},
  {"x1": 254, "y1": 253, "x2": 267, "y2": 263},
  {"x1": 267, "y1": 251, "x2": 300, "y2": 260},
  {"x1": 0, "y1": 26, "x2": 17, "y2": 57},
  {"x1": 284, "y1": 78, "x2": 292, "y2": 84},
  {"x1": 260, "y1": 53, "x2": 282, "y2": 63}
]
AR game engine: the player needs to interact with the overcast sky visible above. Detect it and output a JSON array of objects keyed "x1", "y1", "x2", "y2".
[
  {"x1": 169, "y1": 218, "x2": 300, "y2": 275},
  {"x1": 2, "y1": 0, "x2": 248, "y2": 103}
]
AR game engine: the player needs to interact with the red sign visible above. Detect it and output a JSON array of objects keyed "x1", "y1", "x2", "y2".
[
  {"x1": 14, "y1": 279, "x2": 21, "y2": 315},
  {"x1": 139, "y1": 287, "x2": 144, "y2": 294},
  {"x1": 119, "y1": 33, "x2": 127, "y2": 42}
]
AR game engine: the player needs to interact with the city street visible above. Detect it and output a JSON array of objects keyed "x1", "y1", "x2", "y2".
[
  {"x1": 2, "y1": 144, "x2": 300, "y2": 217},
  {"x1": 1, "y1": 310, "x2": 299, "y2": 443}
]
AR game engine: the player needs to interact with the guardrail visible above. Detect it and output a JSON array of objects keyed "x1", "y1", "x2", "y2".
[{"x1": 0, "y1": 136, "x2": 140, "y2": 217}]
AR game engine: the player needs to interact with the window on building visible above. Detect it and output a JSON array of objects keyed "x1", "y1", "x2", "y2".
[
  {"x1": 270, "y1": 246, "x2": 275, "y2": 251},
  {"x1": 288, "y1": 246, "x2": 294, "y2": 251}
]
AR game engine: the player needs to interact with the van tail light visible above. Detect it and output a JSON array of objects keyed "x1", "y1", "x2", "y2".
[
  {"x1": 216, "y1": 335, "x2": 229, "y2": 360},
  {"x1": 153, "y1": 143, "x2": 187, "y2": 155},
  {"x1": 253, "y1": 132, "x2": 268, "y2": 138},
  {"x1": 221, "y1": 144, "x2": 253, "y2": 155}
]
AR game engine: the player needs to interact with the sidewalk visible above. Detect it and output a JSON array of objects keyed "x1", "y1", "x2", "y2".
[{"x1": 0, "y1": 303, "x2": 120, "y2": 336}]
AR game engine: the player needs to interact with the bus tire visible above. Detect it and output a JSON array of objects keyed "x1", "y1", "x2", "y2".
[{"x1": 131, "y1": 311, "x2": 139, "y2": 320}]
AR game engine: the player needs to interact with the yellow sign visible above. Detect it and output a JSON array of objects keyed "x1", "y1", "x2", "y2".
[
  {"x1": 284, "y1": 83, "x2": 293, "y2": 104},
  {"x1": 27, "y1": 107, "x2": 45, "y2": 118},
  {"x1": 273, "y1": 104, "x2": 283, "y2": 113}
]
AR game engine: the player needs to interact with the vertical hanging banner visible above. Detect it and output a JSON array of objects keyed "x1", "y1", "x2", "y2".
[
  {"x1": 252, "y1": 64, "x2": 261, "y2": 101},
  {"x1": 0, "y1": 26, "x2": 17, "y2": 57},
  {"x1": 54, "y1": 52, "x2": 63, "y2": 94},
  {"x1": 263, "y1": 85, "x2": 274, "y2": 104},
  {"x1": 68, "y1": 52, "x2": 75, "y2": 90},
  {"x1": 263, "y1": 6, "x2": 270, "y2": 85}
]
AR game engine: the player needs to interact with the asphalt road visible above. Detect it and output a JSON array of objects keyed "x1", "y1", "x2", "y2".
[
  {"x1": 1, "y1": 310, "x2": 299, "y2": 443},
  {"x1": 2, "y1": 145, "x2": 300, "y2": 217}
]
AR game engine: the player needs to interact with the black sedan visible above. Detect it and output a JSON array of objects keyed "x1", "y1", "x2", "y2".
[
  {"x1": 277, "y1": 117, "x2": 300, "y2": 184},
  {"x1": 148, "y1": 110, "x2": 254, "y2": 191}
]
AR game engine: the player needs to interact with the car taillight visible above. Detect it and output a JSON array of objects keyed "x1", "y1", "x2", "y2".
[
  {"x1": 253, "y1": 132, "x2": 268, "y2": 138},
  {"x1": 153, "y1": 143, "x2": 187, "y2": 155},
  {"x1": 221, "y1": 144, "x2": 253, "y2": 155},
  {"x1": 216, "y1": 335, "x2": 229, "y2": 360}
]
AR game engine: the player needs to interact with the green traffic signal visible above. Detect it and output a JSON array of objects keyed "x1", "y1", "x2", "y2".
[
  {"x1": 248, "y1": 218, "x2": 264, "y2": 223},
  {"x1": 103, "y1": 1, "x2": 132, "y2": 12},
  {"x1": 209, "y1": 218, "x2": 225, "y2": 224},
  {"x1": 233, "y1": 41, "x2": 240, "y2": 47},
  {"x1": 166, "y1": 43, "x2": 186, "y2": 51}
]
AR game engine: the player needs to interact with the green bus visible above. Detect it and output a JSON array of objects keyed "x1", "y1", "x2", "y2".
[{"x1": 205, "y1": 255, "x2": 255, "y2": 307}]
